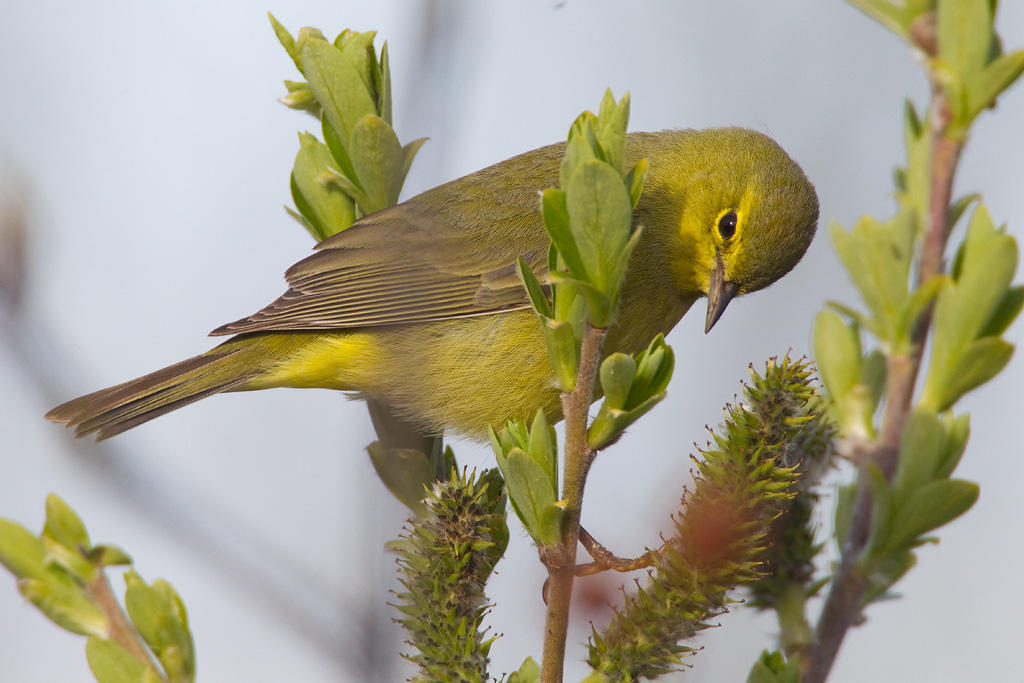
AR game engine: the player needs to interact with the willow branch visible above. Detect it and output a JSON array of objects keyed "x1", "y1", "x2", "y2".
[
  {"x1": 804, "y1": 60, "x2": 963, "y2": 683},
  {"x1": 540, "y1": 324, "x2": 607, "y2": 683}
]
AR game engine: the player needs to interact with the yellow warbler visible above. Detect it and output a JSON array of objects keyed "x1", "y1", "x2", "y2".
[{"x1": 48, "y1": 128, "x2": 818, "y2": 440}]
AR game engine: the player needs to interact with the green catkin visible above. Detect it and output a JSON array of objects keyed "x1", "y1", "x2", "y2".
[
  {"x1": 393, "y1": 468, "x2": 508, "y2": 683},
  {"x1": 587, "y1": 357, "x2": 833, "y2": 680}
]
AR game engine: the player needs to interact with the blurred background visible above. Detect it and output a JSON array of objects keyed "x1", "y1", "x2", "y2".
[{"x1": 1, "y1": 1, "x2": 1021, "y2": 681}]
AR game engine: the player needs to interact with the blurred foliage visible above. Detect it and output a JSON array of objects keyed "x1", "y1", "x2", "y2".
[{"x1": 0, "y1": 495, "x2": 194, "y2": 683}]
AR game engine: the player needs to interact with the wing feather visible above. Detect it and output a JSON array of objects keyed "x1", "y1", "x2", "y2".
[{"x1": 211, "y1": 141, "x2": 565, "y2": 336}]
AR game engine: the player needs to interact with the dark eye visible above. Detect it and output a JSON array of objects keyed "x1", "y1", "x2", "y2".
[{"x1": 718, "y1": 211, "x2": 737, "y2": 240}]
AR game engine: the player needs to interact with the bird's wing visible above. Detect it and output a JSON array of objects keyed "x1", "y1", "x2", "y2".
[{"x1": 210, "y1": 146, "x2": 561, "y2": 336}]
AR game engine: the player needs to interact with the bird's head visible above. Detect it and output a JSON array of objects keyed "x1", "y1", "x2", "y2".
[{"x1": 663, "y1": 128, "x2": 819, "y2": 332}]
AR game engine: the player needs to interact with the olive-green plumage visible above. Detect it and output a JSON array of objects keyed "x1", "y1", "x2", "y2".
[{"x1": 47, "y1": 129, "x2": 818, "y2": 440}]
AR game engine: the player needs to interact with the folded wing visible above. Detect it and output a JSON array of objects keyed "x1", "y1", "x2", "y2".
[{"x1": 212, "y1": 142, "x2": 564, "y2": 336}]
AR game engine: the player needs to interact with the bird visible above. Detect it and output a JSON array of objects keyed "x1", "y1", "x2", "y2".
[{"x1": 47, "y1": 128, "x2": 819, "y2": 442}]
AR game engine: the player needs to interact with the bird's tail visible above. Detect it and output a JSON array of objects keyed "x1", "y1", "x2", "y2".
[{"x1": 46, "y1": 334, "x2": 292, "y2": 440}]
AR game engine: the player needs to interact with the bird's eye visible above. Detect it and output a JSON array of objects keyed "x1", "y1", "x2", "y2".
[{"x1": 717, "y1": 210, "x2": 738, "y2": 240}]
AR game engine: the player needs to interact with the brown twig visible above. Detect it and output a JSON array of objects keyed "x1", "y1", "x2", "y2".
[
  {"x1": 539, "y1": 324, "x2": 607, "y2": 683},
  {"x1": 574, "y1": 527, "x2": 659, "y2": 577},
  {"x1": 803, "y1": 51, "x2": 963, "y2": 683}
]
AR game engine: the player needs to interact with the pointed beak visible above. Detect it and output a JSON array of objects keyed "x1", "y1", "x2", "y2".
[{"x1": 705, "y1": 251, "x2": 739, "y2": 333}]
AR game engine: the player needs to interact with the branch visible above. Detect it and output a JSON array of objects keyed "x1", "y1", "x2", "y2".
[
  {"x1": 574, "y1": 527, "x2": 658, "y2": 577},
  {"x1": 804, "y1": 63, "x2": 963, "y2": 683},
  {"x1": 540, "y1": 324, "x2": 607, "y2": 683}
]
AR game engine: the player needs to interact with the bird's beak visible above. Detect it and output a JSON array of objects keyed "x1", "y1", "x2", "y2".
[{"x1": 705, "y1": 251, "x2": 739, "y2": 333}]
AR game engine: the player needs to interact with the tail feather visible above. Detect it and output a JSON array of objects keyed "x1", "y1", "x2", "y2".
[{"x1": 47, "y1": 344, "x2": 260, "y2": 440}]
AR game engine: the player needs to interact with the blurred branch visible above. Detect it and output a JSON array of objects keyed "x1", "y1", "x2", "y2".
[
  {"x1": 0, "y1": 170, "x2": 26, "y2": 310},
  {"x1": 807, "y1": 69, "x2": 961, "y2": 683},
  {"x1": 806, "y1": 8, "x2": 986, "y2": 680},
  {"x1": 84, "y1": 573, "x2": 155, "y2": 668}
]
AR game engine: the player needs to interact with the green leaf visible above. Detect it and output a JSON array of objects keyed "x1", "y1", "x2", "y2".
[
  {"x1": 864, "y1": 549, "x2": 917, "y2": 603},
  {"x1": 884, "y1": 480, "x2": 979, "y2": 554},
  {"x1": 492, "y1": 419, "x2": 528, "y2": 455},
  {"x1": 18, "y1": 578, "x2": 108, "y2": 637},
  {"x1": 899, "y1": 99, "x2": 930, "y2": 227},
  {"x1": 599, "y1": 353, "x2": 636, "y2": 410},
  {"x1": 814, "y1": 310, "x2": 881, "y2": 437},
  {"x1": 626, "y1": 335, "x2": 674, "y2": 408},
  {"x1": 560, "y1": 112, "x2": 599, "y2": 189},
  {"x1": 828, "y1": 212, "x2": 915, "y2": 342},
  {"x1": 333, "y1": 29, "x2": 378, "y2": 101},
  {"x1": 43, "y1": 493, "x2": 90, "y2": 552},
  {"x1": 553, "y1": 272, "x2": 586, "y2": 336},
  {"x1": 537, "y1": 502, "x2": 566, "y2": 549},
  {"x1": 378, "y1": 42, "x2": 393, "y2": 125},
  {"x1": 587, "y1": 393, "x2": 666, "y2": 450},
  {"x1": 86, "y1": 637, "x2": 150, "y2": 683},
  {"x1": 289, "y1": 173, "x2": 326, "y2": 241},
  {"x1": 594, "y1": 89, "x2": 629, "y2": 175},
  {"x1": 565, "y1": 159, "x2": 634, "y2": 316},
  {"x1": 934, "y1": 336, "x2": 1014, "y2": 411},
  {"x1": 964, "y1": 49, "x2": 1024, "y2": 126},
  {"x1": 291, "y1": 132, "x2": 356, "y2": 239},
  {"x1": 861, "y1": 349, "x2": 887, "y2": 417},
  {"x1": 948, "y1": 193, "x2": 981, "y2": 231},
  {"x1": 301, "y1": 36, "x2": 378, "y2": 145},
  {"x1": 88, "y1": 545, "x2": 133, "y2": 569},
  {"x1": 891, "y1": 409, "x2": 946, "y2": 505},
  {"x1": 267, "y1": 13, "x2": 301, "y2": 71},
  {"x1": 813, "y1": 310, "x2": 861, "y2": 404},
  {"x1": 517, "y1": 257, "x2": 551, "y2": 318},
  {"x1": 526, "y1": 409, "x2": 558, "y2": 493},
  {"x1": 547, "y1": 271, "x2": 612, "y2": 331},
  {"x1": 320, "y1": 115, "x2": 359, "y2": 188},
  {"x1": 893, "y1": 166, "x2": 907, "y2": 193},
  {"x1": 283, "y1": 205, "x2": 317, "y2": 237},
  {"x1": 319, "y1": 166, "x2": 369, "y2": 212},
  {"x1": 347, "y1": 114, "x2": 405, "y2": 213},
  {"x1": 294, "y1": 26, "x2": 326, "y2": 55},
  {"x1": 493, "y1": 448, "x2": 559, "y2": 546},
  {"x1": 124, "y1": 571, "x2": 195, "y2": 681},
  {"x1": 625, "y1": 158, "x2": 648, "y2": 209},
  {"x1": 747, "y1": 649, "x2": 800, "y2": 683},
  {"x1": 38, "y1": 497, "x2": 95, "y2": 580},
  {"x1": 893, "y1": 274, "x2": 946, "y2": 352},
  {"x1": 542, "y1": 188, "x2": 587, "y2": 283},
  {"x1": 979, "y1": 284, "x2": 1024, "y2": 337},
  {"x1": 367, "y1": 442, "x2": 435, "y2": 516},
  {"x1": 0, "y1": 518, "x2": 48, "y2": 580},
  {"x1": 834, "y1": 483, "x2": 857, "y2": 550},
  {"x1": 507, "y1": 656, "x2": 540, "y2": 683},
  {"x1": 521, "y1": 247, "x2": 582, "y2": 393},
  {"x1": 541, "y1": 317, "x2": 579, "y2": 392},
  {"x1": 42, "y1": 535, "x2": 96, "y2": 582},
  {"x1": 399, "y1": 136, "x2": 428, "y2": 195},
  {"x1": 935, "y1": 412, "x2": 971, "y2": 480},
  {"x1": 922, "y1": 205, "x2": 1018, "y2": 410},
  {"x1": 937, "y1": 0, "x2": 995, "y2": 79},
  {"x1": 864, "y1": 464, "x2": 893, "y2": 561},
  {"x1": 278, "y1": 81, "x2": 320, "y2": 115},
  {"x1": 826, "y1": 300, "x2": 876, "y2": 336}
]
